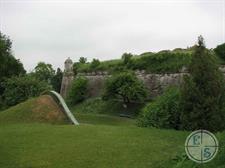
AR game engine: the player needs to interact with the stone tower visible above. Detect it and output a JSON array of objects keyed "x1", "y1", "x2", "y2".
[{"x1": 60, "y1": 57, "x2": 74, "y2": 98}]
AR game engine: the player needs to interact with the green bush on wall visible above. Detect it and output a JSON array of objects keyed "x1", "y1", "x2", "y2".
[
  {"x1": 67, "y1": 76, "x2": 88, "y2": 105},
  {"x1": 102, "y1": 71, "x2": 148, "y2": 106}
]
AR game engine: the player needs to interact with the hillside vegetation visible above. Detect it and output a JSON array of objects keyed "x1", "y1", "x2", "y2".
[{"x1": 75, "y1": 51, "x2": 192, "y2": 73}]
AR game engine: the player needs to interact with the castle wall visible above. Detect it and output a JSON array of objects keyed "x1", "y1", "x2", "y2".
[
  {"x1": 77, "y1": 71, "x2": 187, "y2": 98},
  {"x1": 62, "y1": 66, "x2": 225, "y2": 98}
]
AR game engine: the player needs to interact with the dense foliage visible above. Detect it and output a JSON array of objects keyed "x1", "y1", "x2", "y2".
[
  {"x1": 51, "y1": 68, "x2": 63, "y2": 93},
  {"x1": 2, "y1": 75, "x2": 51, "y2": 106},
  {"x1": 214, "y1": 43, "x2": 225, "y2": 61},
  {"x1": 138, "y1": 87, "x2": 181, "y2": 129},
  {"x1": 73, "y1": 51, "x2": 192, "y2": 73},
  {"x1": 79, "y1": 57, "x2": 87, "y2": 64},
  {"x1": 90, "y1": 58, "x2": 100, "y2": 70},
  {"x1": 0, "y1": 32, "x2": 26, "y2": 95},
  {"x1": 180, "y1": 36, "x2": 225, "y2": 131},
  {"x1": 67, "y1": 76, "x2": 88, "y2": 105},
  {"x1": 122, "y1": 53, "x2": 133, "y2": 66},
  {"x1": 102, "y1": 71, "x2": 147, "y2": 106},
  {"x1": 34, "y1": 62, "x2": 55, "y2": 83}
]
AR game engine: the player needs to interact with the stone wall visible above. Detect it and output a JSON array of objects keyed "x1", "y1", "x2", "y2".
[
  {"x1": 77, "y1": 71, "x2": 188, "y2": 98},
  {"x1": 60, "y1": 73, "x2": 74, "y2": 98},
  {"x1": 65, "y1": 66, "x2": 225, "y2": 98}
]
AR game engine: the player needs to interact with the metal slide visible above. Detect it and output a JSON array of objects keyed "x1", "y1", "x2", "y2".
[{"x1": 43, "y1": 90, "x2": 79, "y2": 125}]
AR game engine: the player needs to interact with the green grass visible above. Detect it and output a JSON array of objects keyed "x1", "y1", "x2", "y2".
[
  {"x1": 70, "y1": 98, "x2": 145, "y2": 117},
  {"x1": 74, "y1": 113, "x2": 136, "y2": 126},
  {"x1": 0, "y1": 123, "x2": 189, "y2": 168},
  {"x1": 0, "y1": 97, "x2": 224, "y2": 168}
]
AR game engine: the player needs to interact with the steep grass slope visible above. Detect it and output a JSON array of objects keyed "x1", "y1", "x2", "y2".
[{"x1": 0, "y1": 95, "x2": 68, "y2": 124}]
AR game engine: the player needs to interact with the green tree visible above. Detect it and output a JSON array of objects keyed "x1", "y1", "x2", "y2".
[
  {"x1": 90, "y1": 58, "x2": 100, "y2": 70},
  {"x1": 102, "y1": 71, "x2": 147, "y2": 106},
  {"x1": 34, "y1": 62, "x2": 55, "y2": 83},
  {"x1": 214, "y1": 43, "x2": 225, "y2": 61},
  {"x1": 0, "y1": 32, "x2": 26, "y2": 95},
  {"x1": 67, "y1": 76, "x2": 88, "y2": 105},
  {"x1": 180, "y1": 36, "x2": 225, "y2": 131},
  {"x1": 3, "y1": 75, "x2": 51, "y2": 106},
  {"x1": 122, "y1": 53, "x2": 133, "y2": 65},
  {"x1": 79, "y1": 57, "x2": 87, "y2": 64},
  {"x1": 51, "y1": 68, "x2": 63, "y2": 93}
]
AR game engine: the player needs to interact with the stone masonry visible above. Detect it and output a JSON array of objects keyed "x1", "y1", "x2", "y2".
[{"x1": 60, "y1": 58, "x2": 225, "y2": 98}]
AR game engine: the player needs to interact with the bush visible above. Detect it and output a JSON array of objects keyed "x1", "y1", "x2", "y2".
[
  {"x1": 214, "y1": 43, "x2": 225, "y2": 61},
  {"x1": 67, "y1": 76, "x2": 88, "y2": 105},
  {"x1": 138, "y1": 87, "x2": 181, "y2": 129},
  {"x1": 102, "y1": 71, "x2": 147, "y2": 106},
  {"x1": 122, "y1": 53, "x2": 133, "y2": 65},
  {"x1": 2, "y1": 75, "x2": 51, "y2": 106},
  {"x1": 90, "y1": 59, "x2": 100, "y2": 70}
]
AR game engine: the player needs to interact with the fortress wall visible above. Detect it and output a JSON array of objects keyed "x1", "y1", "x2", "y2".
[{"x1": 62, "y1": 65, "x2": 225, "y2": 98}]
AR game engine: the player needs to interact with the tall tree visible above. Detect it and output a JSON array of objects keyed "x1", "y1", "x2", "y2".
[
  {"x1": 90, "y1": 58, "x2": 100, "y2": 69},
  {"x1": 180, "y1": 36, "x2": 225, "y2": 131},
  {"x1": 0, "y1": 32, "x2": 26, "y2": 95},
  {"x1": 51, "y1": 68, "x2": 63, "y2": 93},
  {"x1": 34, "y1": 62, "x2": 55, "y2": 83},
  {"x1": 79, "y1": 57, "x2": 87, "y2": 64},
  {"x1": 122, "y1": 53, "x2": 133, "y2": 65}
]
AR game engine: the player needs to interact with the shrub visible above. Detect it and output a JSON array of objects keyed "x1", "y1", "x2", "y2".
[
  {"x1": 102, "y1": 71, "x2": 147, "y2": 106},
  {"x1": 122, "y1": 53, "x2": 133, "y2": 65},
  {"x1": 90, "y1": 59, "x2": 100, "y2": 70},
  {"x1": 79, "y1": 57, "x2": 87, "y2": 64},
  {"x1": 180, "y1": 36, "x2": 225, "y2": 131},
  {"x1": 214, "y1": 43, "x2": 225, "y2": 61},
  {"x1": 67, "y1": 76, "x2": 88, "y2": 105},
  {"x1": 138, "y1": 87, "x2": 181, "y2": 129},
  {"x1": 2, "y1": 75, "x2": 51, "y2": 106}
]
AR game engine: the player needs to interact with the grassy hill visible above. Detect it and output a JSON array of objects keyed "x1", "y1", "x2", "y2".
[
  {"x1": 0, "y1": 96, "x2": 224, "y2": 168},
  {"x1": 0, "y1": 95, "x2": 68, "y2": 125}
]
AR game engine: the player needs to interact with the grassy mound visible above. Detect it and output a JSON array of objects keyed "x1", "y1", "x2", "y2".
[{"x1": 0, "y1": 95, "x2": 68, "y2": 124}]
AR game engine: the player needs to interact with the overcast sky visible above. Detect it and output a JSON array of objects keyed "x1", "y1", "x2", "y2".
[{"x1": 0, "y1": 0, "x2": 224, "y2": 71}]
